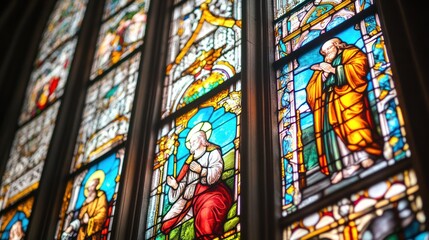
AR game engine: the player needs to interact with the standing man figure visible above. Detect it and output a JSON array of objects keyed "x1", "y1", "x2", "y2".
[{"x1": 306, "y1": 37, "x2": 382, "y2": 184}]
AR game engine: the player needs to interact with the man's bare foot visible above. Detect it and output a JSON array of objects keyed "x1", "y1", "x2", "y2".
[
  {"x1": 343, "y1": 164, "x2": 360, "y2": 178},
  {"x1": 331, "y1": 171, "x2": 343, "y2": 184},
  {"x1": 361, "y1": 158, "x2": 374, "y2": 168}
]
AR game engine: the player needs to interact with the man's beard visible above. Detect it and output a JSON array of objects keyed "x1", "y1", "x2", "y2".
[
  {"x1": 190, "y1": 145, "x2": 198, "y2": 154},
  {"x1": 325, "y1": 51, "x2": 336, "y2": 63}
]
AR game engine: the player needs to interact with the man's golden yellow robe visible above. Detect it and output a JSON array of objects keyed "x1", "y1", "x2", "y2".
[
  {"x1": 306, "y1": 46, "x2": 382, "y2": 175},
  {"x1": 77, "y1": 191, "x2": 108, "y2": 240}
]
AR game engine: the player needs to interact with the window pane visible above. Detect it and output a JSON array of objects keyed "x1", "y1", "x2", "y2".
[
  {"x1": 71, "y1": 54, "x2": 140, "y2": 172},
  {"x1": 55, "y1": 150, "x2": 125, "y2": 239},
  {"x1": 0, "y1": 0, "x2": 90, "y2": 232},
  {"x1": 145, "y1": 82, "x2": 242, "y2": 240},
  {"x1": 275, "y1": 5, "x2": 412, "y2": 216},
  {"x1": 273, "y1": 0, "x2": 308, "y2": 20},
  {"x1": 0, "y1": 102, "x2": 60, "y2": 211},
  {"x1": 0, "y1": 197, "x2": 34, "y2": 239},
  {"x1": 19, "y1": 39, "x2": 77, "y2": 125},
  {"x1": 36, "y1": 0, "x2": 89, "y2": 63},
  {"x1": 161, "y1": 0, "x2": 242, "y2": 118},
  {"x1": 283, "y1": 169, "x2": 428, "y2": 239},
  {"x1": 55, "y1": 0, "x2": 151, "y2": 238},
  {"x1": 103, "y1": 0, "x2": 145, "y2": 20},
  {"x1": 91, "y1": 1, "x2": 150, "y2": 79},
  {"x1": 274, "y1": 0, "x2": 373, "y2": 61}
]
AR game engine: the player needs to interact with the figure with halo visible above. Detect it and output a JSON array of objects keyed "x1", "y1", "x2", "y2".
[
  {"x1": 161, "y1": 125, "x2": 232, "y2": 240},
  {"x1": 61, "y1": 170, "x2": 108, "y2": 240}
]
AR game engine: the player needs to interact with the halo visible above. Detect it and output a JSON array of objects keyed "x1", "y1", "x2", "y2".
[
  {"x1": 84, "y1": 170, "x2": 105, "y2": 197},
  {"x1": 185, "y1": 122, "x2": 212, "y2": 149}
]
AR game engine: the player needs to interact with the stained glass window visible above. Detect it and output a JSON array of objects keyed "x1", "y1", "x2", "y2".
[
  {"x1": 272, "y1": 0, "x2": 428, "y2": 239},
  {"x1": 0, "y1": 102, "x2": 60, "y2": 211},
  {"x1": 145, "y1": 82, "x2": 242, "y2": 239},
  {"x1": 55, "y1": 150, "x2": 125, "y2": 239},
  {"x1": 273, "y1": 0, "x2": 373, "y2": 61},
  {"x1": 273, "y1": 0, "x2": 414, "y2": 216},
  {"x1": 144, "y1": 0, "x2": 242, "y2": 239},
  {"x1": 19, "y1": 39, "x2": 77, "y2": 125},
  {"x1": 54, "y1": 0, "x2": 151, "y2": 239},
  {"x1": 71, "y1": 53, "x2": 141, "y2": 171},
  {"x1": 161, "y1": 0, "x2": 242, "y2": 118},
  {"x1": 103, "y1": 0, "x2": 138, "y2": 20},
  {"x1": 0, "y1": 1, "x2": 89, "y2": 236},
  {"x1": 91, "y1": 0, "x2": 149, "y2": 79},
  {"x1": 0, "y1": 0, "x2": 427, "y2": 238},
  {"x1": 284, "y1": 169, "x2": 428, "y2": 239},
  {"x1": 273, "y1": 0, "x2": 307, "y2": 20},
  {"x1": 0, "y1": 197, "x2": 33, "y2": 239},
  {"x1": 36, "y1": 0, "x2": 88, "y2": 63}
]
